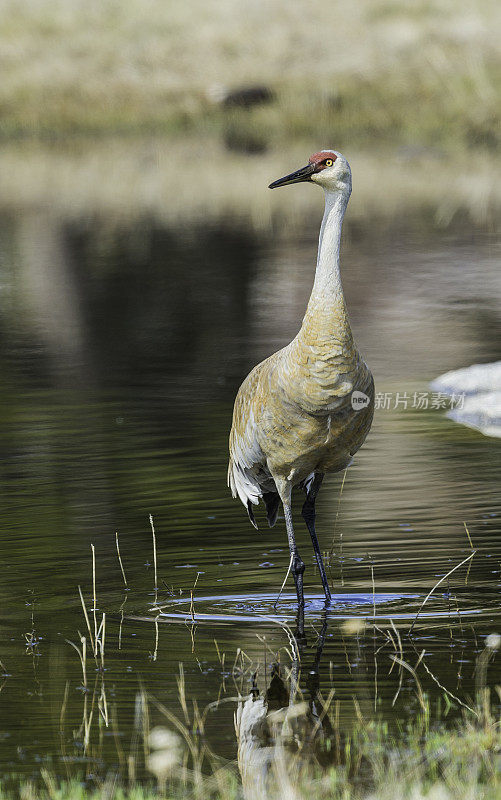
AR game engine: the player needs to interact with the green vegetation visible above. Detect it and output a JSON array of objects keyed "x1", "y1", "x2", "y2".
[
  {"x1": 3, "y1": 688, "x2": 501, "y2": 799},
  {"x1": 1, "y1": 65, "x2": 500, "y2": 153}
]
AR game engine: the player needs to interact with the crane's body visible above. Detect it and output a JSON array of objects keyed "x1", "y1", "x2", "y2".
[{"x1": 228, "y1": 150, "x2": 374, "y2": 607}]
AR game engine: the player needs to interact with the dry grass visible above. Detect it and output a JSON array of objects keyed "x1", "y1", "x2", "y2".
[
  {"x1": 3, "y1": 0, "x2": 499, "y2": 93},
  {"x1": 0, "y1": 135, "x2": 499, "y2": 228},
  {"x1": 0, "y1": 0, "x2": 499, "y2": 144},
  {"x1": 0, "y1": 0, "x2": 499, "y2": 224}
]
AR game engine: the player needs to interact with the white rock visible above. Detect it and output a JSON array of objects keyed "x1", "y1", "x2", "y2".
[
  {"x1": 431, "y1": 361, "x2": 501, "y2": 438},
  {"x1": 431, "y1": 361, "x2": 501, "y2": 395}
]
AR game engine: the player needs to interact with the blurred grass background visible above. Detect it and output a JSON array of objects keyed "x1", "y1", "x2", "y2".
[
  {"x1": 0, "y1": 0, "x2": 499, "y2": 222},
  {"x1": 0, "y1": 0, "x2": 499, "y2": 143}
]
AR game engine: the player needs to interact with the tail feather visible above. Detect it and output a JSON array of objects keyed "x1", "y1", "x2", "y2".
[
  {"x1": 263, "y1": 492, "x2": 280, "y2": 528},
  {"x1": 247, "y1": 501, "x2": 258, "y2": 530}
]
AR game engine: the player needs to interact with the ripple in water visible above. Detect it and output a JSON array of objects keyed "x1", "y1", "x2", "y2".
[{"x1": 128, "y1": 590, "x2": 498, "y2": 626}]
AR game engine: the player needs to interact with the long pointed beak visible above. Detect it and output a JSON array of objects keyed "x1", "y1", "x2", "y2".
[{"x1": 268, "y1": 163, "x2": 315, "y2": 189}]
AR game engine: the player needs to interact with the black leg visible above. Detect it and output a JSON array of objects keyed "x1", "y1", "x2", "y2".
[
  {"x1": 295, "y1": 604, "x2": 306, "y2": 642},
  {"x1": 302, "y1": 473, "x2": 332, "y2": 605}
]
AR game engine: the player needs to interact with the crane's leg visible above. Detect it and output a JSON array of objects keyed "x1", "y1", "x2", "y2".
[
  {"x1": 284, "y1": 500, "x2": 305, "y2": 608},
  {"x1": 302, "y1": 473, "x2": 332, "y2": 605},
  {"x1": 295, "y1": 604, "x2": 306, "y2": 641},
  {"x1": 277, "y1": 479, "x2": 305, "y2": 608}
]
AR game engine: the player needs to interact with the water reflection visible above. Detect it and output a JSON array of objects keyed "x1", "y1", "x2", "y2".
[
  {"x1": 2, "y1": 212, "x2": 500, "y2": 391},
  {"x1": 0, "y1": 206, "x2": 499, "y2": 780},
  {"x1": 235, "y1": 613, "x2": 329, "y2": 800}
]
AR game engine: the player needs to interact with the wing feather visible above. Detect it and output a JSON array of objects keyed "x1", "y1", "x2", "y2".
[{"x1": 228, "y1": 362, "x2": 270, "y2": 514}]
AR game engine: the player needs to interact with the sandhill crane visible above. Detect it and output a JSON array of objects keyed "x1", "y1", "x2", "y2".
[{"x1": 228, "y1": 150, "x2": 374, "y2": 607}]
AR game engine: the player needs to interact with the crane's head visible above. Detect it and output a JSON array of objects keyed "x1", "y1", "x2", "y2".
[{"x1": 269, "y1": 150, "x2": 351, "y2": 195}]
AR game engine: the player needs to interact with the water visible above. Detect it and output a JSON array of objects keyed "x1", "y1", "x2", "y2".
[{"x1": 0, "y1": 206, "x2": 500, "y2": 782}]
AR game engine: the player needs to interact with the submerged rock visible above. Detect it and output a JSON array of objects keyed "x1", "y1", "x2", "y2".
[{"x1": 431, "y1": 361, "x2": 501, "y2": 438}]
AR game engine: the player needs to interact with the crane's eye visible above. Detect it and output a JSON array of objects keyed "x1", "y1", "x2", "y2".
[{"x1": 324, "y1": 158, "x2": 334, "y2": 167}]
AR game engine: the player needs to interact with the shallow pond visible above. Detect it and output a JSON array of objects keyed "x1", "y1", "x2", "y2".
[{"x1": 0, "y1": 207, "x2": 499, "y2": 783}]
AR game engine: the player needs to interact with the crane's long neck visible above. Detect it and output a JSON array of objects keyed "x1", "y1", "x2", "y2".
[{"x1": 300, "y1": 189, "x2": 353, "y2": 348}]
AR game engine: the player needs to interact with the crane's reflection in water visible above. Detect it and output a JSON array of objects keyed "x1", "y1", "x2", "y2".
[{"x1": 235, "y1": 612, "x2": 330, "y2": 800}]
